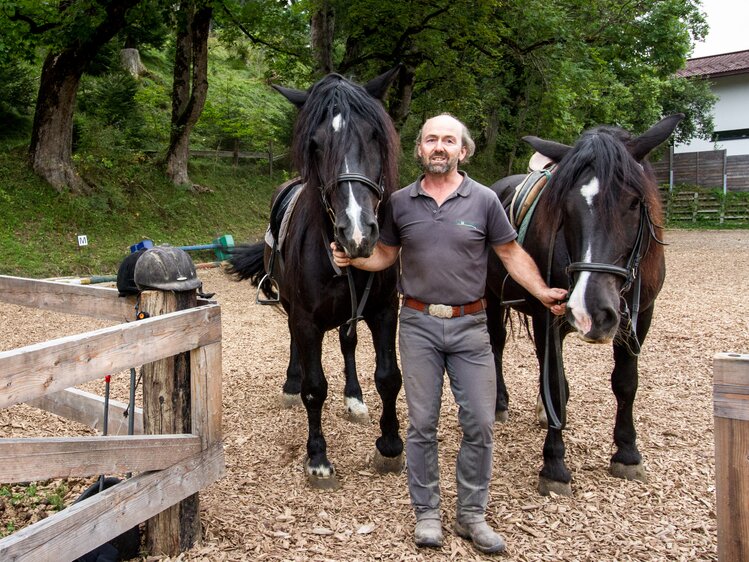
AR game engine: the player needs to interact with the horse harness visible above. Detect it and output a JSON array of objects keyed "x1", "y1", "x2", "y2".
[
  {"x1": 323, "y1": 173, "x2": 386, "y2": 337},
  {"x1": 259, "y1": 173, "x2": 385, "y2": 337}
]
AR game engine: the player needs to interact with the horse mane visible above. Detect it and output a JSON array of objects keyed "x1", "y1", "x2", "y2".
[
  {"x1": 535, "y1": 125, "x2": 664, "y2": 291},
  {"x1": 285, "y1": 74, "x2": 400, "y2": 266},
  {"x1": 291, "y1": 73, "x2": 399, "y2": 213}
]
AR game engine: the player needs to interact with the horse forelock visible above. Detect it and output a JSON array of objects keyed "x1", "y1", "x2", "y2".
[
  {"x1": 535, "y1": 126, "x2": 664, "y2": 293},
  {"x1": 537, "y1": 128, "x2": 649, "y2": 234},
  {"x1": 286, "y1": 74, "x2": 400, "y2": 267},
  {"x1": 290, "y1": 75, "x2": 399, "y2": 200}
]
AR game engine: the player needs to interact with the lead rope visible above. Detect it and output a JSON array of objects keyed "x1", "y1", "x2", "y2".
[
  {"x1": 543, "y1": 224, "x2": 567, "y2": 431},
  {"x1": 324, "y1": 232, "x2": 375, "y2": 337}
]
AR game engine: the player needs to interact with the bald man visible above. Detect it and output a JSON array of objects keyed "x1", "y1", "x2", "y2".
[{"x1": 333, "y1": 114, "x2": 566, "y2": 554}]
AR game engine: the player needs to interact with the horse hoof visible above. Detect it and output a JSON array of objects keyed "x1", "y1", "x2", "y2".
[
  {"x1": 344, "y1": 397, "x2": 370, "y2": 425},
  {"x1": 305, "y1": 459, "x2": 340, "y2": 490},
  {"x1": 280, "y1": 392, "x2": 302, "y2": 409},
  {"x1": 538, "y1": 476, "x2": 572, "y2": 497},
  {"x1": 372, "y1": 450, "x2": 404, "y2": 474},
  {"x1": 307, "y1": 473, "x2": 341, "y2": 490},
  {"x1": 610, "y1": 462, "x2": 647, "y2": 483},
  {"x1": 495, "y1": 410, "x2": 509, "y2": 423}
]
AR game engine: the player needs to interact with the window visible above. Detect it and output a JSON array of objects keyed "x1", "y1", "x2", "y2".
[{"x1": 712, "y1": 128, "x2": 749, "y2": 142}]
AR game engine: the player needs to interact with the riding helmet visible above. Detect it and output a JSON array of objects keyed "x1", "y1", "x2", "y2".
[{"x1": 134, "y1": 245, "x2": 202, "y2": 292}]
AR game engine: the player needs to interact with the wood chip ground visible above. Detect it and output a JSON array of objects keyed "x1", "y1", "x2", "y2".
[{"x1": 1, "y1": 229, "x2": 746, "y2": 561}]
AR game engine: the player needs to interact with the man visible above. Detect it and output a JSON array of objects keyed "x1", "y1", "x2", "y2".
[{"x1": 332, "y1": 114, "x2": 567, "y2": 554}]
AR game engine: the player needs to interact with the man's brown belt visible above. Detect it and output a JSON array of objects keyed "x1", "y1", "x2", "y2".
[{"x1": 402, "y1": 297, "x2": 486, "y2": 319}]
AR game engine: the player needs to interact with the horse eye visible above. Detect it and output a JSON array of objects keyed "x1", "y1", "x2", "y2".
[{"x1": 629, "y1": 199, "x2": 640, "y2": 211}]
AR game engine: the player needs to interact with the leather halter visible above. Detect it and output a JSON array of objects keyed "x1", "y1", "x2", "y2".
[
  {"x1": 321, "y1": 171, "x2": 385, "y2": 337},
  {"x1": 321, "y1": 172, "x2": 385, "y2": 225}
]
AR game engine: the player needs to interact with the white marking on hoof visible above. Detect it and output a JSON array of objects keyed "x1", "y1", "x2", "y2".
[
  {"x1": 344, "y1": 397, "x2": 370, "y2": 424},
  {"x1": 495, "y1": 410, "x2": 509, "y2": 423},
  {"x1": 304, "y1": 458, "x2": 340, "y2": 489}
]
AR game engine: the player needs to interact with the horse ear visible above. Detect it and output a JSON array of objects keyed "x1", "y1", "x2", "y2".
[
  {"x1": 628, "y1": 113, "x2": 684, "y2": 161},
  {"x1": 363, "y1": 65, "x2": 402, "y2": 101},
  {"x1": 522, "y1": 136, "x2": 571, "y2": 163},
  {"x1": 272, "y1": 84, "x2": 308, "y2": 108}
]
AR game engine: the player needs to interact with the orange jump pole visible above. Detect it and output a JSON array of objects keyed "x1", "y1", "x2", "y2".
[{"x1": 713, "y1": 352, "x2": 749, "y2": 561}]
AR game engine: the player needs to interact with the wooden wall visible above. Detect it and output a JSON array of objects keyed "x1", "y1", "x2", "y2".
[{"x1": 651, "y1": 149, "x2": 749, "y2": 192}]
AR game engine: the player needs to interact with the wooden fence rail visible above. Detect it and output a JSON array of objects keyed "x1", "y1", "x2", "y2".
[
  {"x1": 660, "y1": 189, "x2": 749, "y2": 224},
  {"x1": 0, "y1": 275, "x2": 225, "y2": 561}
]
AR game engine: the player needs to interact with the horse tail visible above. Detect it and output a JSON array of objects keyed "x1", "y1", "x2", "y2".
[{"x1": 226, "y1": 243, "x2": 267, "y2": 287}]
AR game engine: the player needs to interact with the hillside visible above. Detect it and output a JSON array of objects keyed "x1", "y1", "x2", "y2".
[{"x1": 0, "y1": 144, "x2": 282, "y2": 278}]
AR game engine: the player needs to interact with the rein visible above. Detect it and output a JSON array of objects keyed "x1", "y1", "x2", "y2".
[
  {"x1": 543, "y1": 202, "x2": 658, "y2": 430},
  {"x1": 321, "y1": 171, "x2": 384, "y2": 337}
]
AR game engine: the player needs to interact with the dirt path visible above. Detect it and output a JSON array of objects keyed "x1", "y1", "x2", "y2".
[{"x1": 1, "y1": 229, "x2": 747, "y2": 561}]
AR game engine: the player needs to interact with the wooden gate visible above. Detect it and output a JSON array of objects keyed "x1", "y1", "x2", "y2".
[{"x1": 0, "y1": 275, "x2": 225, "y2": 560}]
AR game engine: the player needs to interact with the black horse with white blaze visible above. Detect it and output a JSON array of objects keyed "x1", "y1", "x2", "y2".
[
  {"x1": 486, "y1": 115, "x2": 683, "y2": 496},
  {"x1": 229, "y1": 69, "x2": 404, "y2": 488}
]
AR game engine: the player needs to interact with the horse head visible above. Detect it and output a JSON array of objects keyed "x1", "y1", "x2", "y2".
[
  {"x1": 528, "y1": 114, "x2": 682, "y2": 343},
  {"x1": 273, "y1": 68, "x2": 400, "y2": 259}
]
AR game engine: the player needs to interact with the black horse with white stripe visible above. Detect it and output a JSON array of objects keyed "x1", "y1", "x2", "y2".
[{"x1": 486, "y1": 115, "x2": 683, "y2": 495}]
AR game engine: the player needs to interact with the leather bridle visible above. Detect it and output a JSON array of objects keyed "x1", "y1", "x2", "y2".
[
  {"x1": 543, "y1": 201, "x2": 664, "y2": 431},
  {"x1": 321, "y1": 171, "x2": 385, "y2": 337},
  {"x1": 321, "y1": 172, "x2": 385, "y2": 225}
]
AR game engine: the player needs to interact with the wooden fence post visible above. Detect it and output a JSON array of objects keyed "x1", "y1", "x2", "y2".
[
  {"x1": 713, "y1": 352, "x2": 749, "y2": 562},
  {"x1": 140, "y1": 289, "x2": 200, "y2": 556}
]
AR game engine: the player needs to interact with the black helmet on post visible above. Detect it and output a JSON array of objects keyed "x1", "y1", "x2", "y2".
[{"x1": 134, "y1": 245, "x2": 202, "y2": 291}]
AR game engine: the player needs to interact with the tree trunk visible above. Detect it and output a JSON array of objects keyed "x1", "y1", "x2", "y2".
[
  {"x1": 165, "y1": 1, "x2": 212, "y2": 189},
  {"x1": 30, "y1": 52, "x2": 87, "y2": 194},
  {"x1": 121, "y1": 47, "x2": 147, "y2": 78},
  {"x1": 28, "y1": 0, "x2": 142, "y2": 194},
  {"x1": 310, "y1": 0, "x2": 335, "y2": 76},
  {"x1": 389, "y1": 63, "x2": 415, "y2": 131}
]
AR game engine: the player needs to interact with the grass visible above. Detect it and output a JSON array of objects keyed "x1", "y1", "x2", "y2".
[{"x1": 0, "y1": 144, "x2": 285, "y2": 278}]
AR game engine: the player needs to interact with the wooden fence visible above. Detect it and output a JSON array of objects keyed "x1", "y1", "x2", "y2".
[
  {"x1": 0, "y1": 276, "x2": 225, "y2": 561},
  {"x1": 652, "y1": 149, "x2": 749, "y2": 192},
  {"x1": 660, "y1": 188, "x2": 749, "y2": 225},
  {"x1": 713, "y1": 353, "x2": 749, "y2": 561}
]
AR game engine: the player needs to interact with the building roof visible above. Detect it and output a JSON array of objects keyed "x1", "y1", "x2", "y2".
[{"x1": 677, "y1": 49, "x2": 749, "y2": 79}]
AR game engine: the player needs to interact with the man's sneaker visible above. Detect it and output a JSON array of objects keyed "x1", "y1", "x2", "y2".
[
  {"x1": 453, "y1": 519, "x2": 506, "y2": 554},
  {"x1": 414, "y1": 518, "x2": 443, "y2": 548}
]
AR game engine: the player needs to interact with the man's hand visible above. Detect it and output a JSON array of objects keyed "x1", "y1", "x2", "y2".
[
  {"x1": 331, "y1": 242, "x2": 351, "y2": 268},
  {"x1": 539, "y1": 287, "x2": 568, "y2": 316}
]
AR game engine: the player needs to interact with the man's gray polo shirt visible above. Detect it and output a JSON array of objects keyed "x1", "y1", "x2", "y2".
[{"x1": 379, "y1": 172, "x2": 516, "y2": 305}]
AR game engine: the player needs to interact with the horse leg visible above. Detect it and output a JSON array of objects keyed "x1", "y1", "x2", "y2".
[
  {"x1": 280, "y1": 328, "x2": 303, "y2": 409},
  {"x1": 338, "y1": 326, "x2": 370, "y2": 424},
  {"x1": 609, "y1": 306, "x2": 654, "y2": 483},
  {"x1": 533, "y1": 315, "x2": 573, "y2": 496},
  {"x1": 291, "y1": 318, "x2": 338, "y2": 489},
  {"x1": 365, "y1": 306, "x2": 405, "y2": 474},
  {"x1": 486, "y1": 295, "x2": 510, "y2": 422}
]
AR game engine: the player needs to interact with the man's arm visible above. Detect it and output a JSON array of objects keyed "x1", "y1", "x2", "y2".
[
  {"x1": 331, "y1": 241, "x2": 400, "y2": 272},
  {"x1": 493, "y1": 240, "x2": 567, "y2": 316}
]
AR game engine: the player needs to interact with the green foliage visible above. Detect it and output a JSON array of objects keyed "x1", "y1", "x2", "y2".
[
  {"x1": 194, "y1": 39, "x2": 294, "y2": 152},
  {"x1": 0, "y1": 144, "x2": 281, "y2": 277}
]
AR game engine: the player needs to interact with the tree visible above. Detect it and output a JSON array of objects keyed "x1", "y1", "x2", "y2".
[
  {"x1": 164, "y1": 0, "x2": 213, "y2": 188},
  {"x1": 6, "y1": 0, "x2": 143, "y2": 193}
]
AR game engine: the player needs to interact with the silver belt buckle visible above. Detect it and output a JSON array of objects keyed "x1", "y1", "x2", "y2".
[{"x1": 427, "y1": 303, "x2": 454, "y2": 319}]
